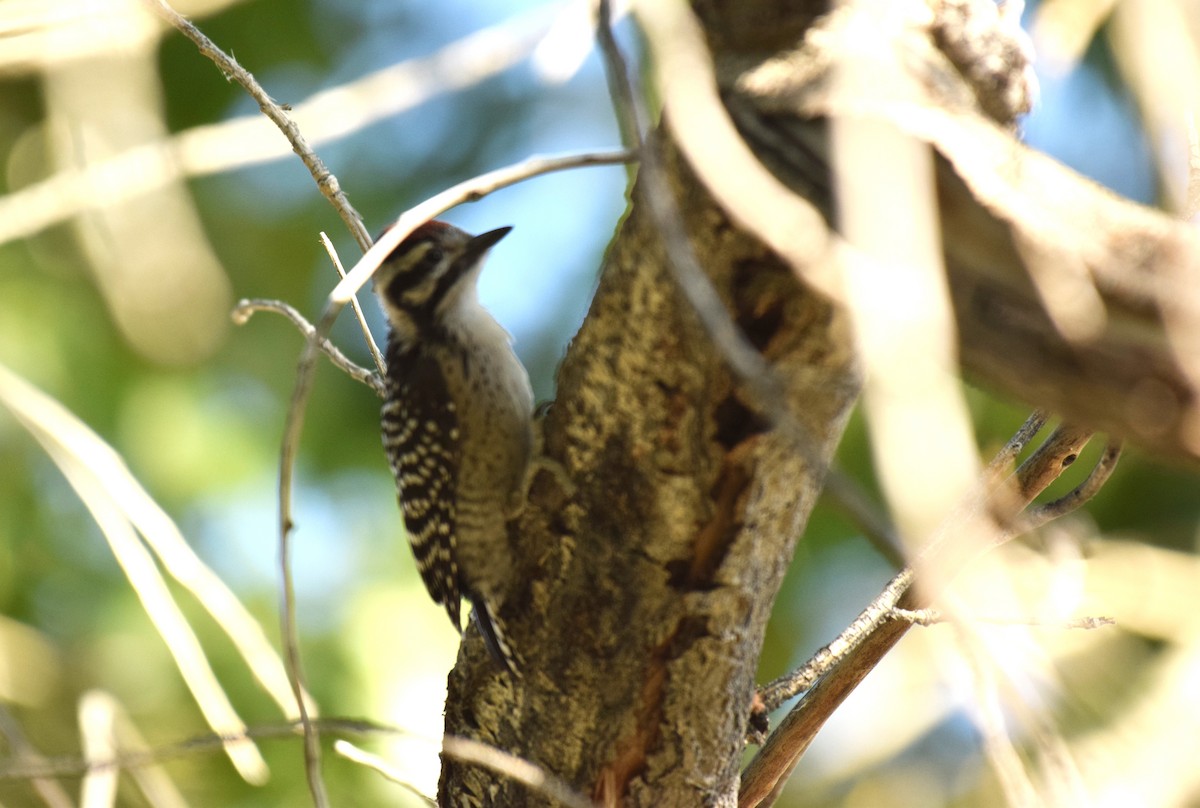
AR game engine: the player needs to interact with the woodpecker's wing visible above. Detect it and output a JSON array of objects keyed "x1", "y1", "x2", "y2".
[{"x1": 381, "y1": 346, "x2": 463, "y2": 631}]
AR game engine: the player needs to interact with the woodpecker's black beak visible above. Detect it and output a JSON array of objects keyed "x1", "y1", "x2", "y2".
[{"x1": 464, "y1": 226, "x2": 512, "y2": 262}]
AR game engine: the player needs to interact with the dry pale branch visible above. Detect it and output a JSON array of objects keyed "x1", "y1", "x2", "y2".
[
  {"x1": 741, "y1": 416, "x2": 1122, "y2": 807},
  {"x1": 0, "y1": 718, "x2": 400, "y2": 781},
  {"x1": 831, "y1": 3, "x2": 984, "y2": 554},
  {"x1": 0, "y1": 705, "x2": 73, "y2": 808},
  {"x1": 79, "y1": 691, "x2": 118, "y2": 808},
  {"x1": 232, "y1": 298, "x2": 384, "y2": 396},
  {"x1": 727, "y1": 3, "x2": 1200, "y2": 460},
  {"x1": 333, "y1": 742, "x2": 437, "y2": 806},
  {"x1": 0, "y1": 362, "x2": 317, "y2": 785},
  {"x1": 0, "y1": 3, "x2": 558, "y2": 246},
  {"x1": 441, "y1": 737, "x2": 599, "y2": 808},
  {"x1": 319, "y1": 233, "x2": 388, "y2": 378},
  {"x1": 890, "y1": 608, "x2": 1115, "y2": 630},
  {"x1": 0, "y1": 715, "x2": 597, "y2": 808},
  {"x1": 753, "y1": 408, "x2": 1048, "y2": 716}
]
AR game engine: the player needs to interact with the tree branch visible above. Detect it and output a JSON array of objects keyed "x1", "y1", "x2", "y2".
[
  {"x1": 143, "y1": 0, "x2": 370, "y2": 252},
  {"x1": 728, "y1": 3, "x2": 1200, "y2": 460},
  {"x1": 232, "y1": 299, "x2": 384, "y2": 396},
  {"x1": 741, "y1": 416, "x2": 1122, "y2": 806}
]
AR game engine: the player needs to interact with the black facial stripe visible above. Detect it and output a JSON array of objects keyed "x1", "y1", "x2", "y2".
[
  {"x1": 383, "y1": 257, "x2": 463, "y2": 334},
  {"x1": 384, "y1": 247, "x2": 443, "y2": 304},
  {"x1": 424, "y1": 256, "x2": 472, "y2": 314}
]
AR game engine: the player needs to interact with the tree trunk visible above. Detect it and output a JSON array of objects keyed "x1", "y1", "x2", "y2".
[{"x1": 440, "y1": 124, "x2": 859, "y2": 804}]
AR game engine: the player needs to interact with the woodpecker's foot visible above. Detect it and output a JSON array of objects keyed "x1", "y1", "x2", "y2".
[
  {"x1": 511, "y1": 454, "x2": 575, "y2": 518},
  {"x1": 510, "y1": 409, "x2": 575, "y2": 517},
  {"x1": 531, "y1": 454, "x2": 575, "y2": 499}
]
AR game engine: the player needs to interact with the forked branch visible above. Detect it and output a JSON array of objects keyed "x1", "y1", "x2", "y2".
[{"x1": 741, "y1": 417, "x2": 1124, "y2": 807}]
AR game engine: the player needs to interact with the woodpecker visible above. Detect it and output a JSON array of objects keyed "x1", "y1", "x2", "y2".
[{"x1": 373, "y1": 220, "x2": 533, "y2": 675}]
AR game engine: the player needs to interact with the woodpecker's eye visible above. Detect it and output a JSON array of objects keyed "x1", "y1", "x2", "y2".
[{"x1": 385, "y1": 245, "x2": 443, "y2": 307}]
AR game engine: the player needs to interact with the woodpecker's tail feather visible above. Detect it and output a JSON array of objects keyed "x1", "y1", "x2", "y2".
[{"x1": 470, "y1": 597, "x2": 522, "y2": 677}]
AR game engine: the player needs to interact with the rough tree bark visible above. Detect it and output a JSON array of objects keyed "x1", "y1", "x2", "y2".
[
  {"x1": 441, "y1": 129, "x2": 860, "y2": 805},
  {"x1": 439, "y1": 0, "x2": 1200, "y2": 806}
]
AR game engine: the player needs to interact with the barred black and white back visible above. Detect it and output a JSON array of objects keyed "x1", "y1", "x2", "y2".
[
  {"x1": 374, "y1": 221, "x2": 532, "y2": 675},
  {"x1": 380, "y1": 345, "x2": 463, "y2": 629}
]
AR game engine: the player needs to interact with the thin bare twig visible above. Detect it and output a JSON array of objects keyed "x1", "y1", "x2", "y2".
[
  {"x1": 595, "y1": 0, "x2": 646, "y2": 151},
  {"x1": 756, "y1": 566, "x2": 914, "y2": 713},
  {"x1": 0, "y1": 718, "x2": 598, "y2": 808},
  {"x1": 891, "y1": 608, "x2": 1115, "y2": 630},
  {"x1": 327, "y1": 149, "x2": 634, "y2": 309},
  {"x1": 991, "y1": 411, "x2": 1052, "y2": 470},
  {"x1": 0, "y1": 705, "x2": 73, "y2": 808},
  {"x1": 276, "y1": 420, "x2": 326, "y2": 804},
  {"x1": 143, "y1": 0, "x2": 370, "y2": 254},
  {"x1": 333, "y1": 742, "x2": 436, "y2": 806},
  {"x1": 233, "y1": 299, "x2": 384, "y2": 396},
  {"x1": 0, "y1": 718, "x2": 402, "y2": 781},
  {"x1": 442, "y1": 736, "x2": 598, "y2": 808},
  {"x1": 1024, "y1": 439, "x2": 1123, "y2": 529},
  {"x1": 319, "y1": 234, "x2": 387, "y2": 378},
  {"x1": 741, "y1": 417, "x2": 1121, "y2": 807}
]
